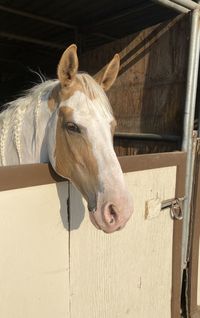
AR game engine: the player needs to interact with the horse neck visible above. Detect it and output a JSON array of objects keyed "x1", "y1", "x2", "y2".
[{"x1": 0, "y1": 81, "x2": 56, "y2": 166}]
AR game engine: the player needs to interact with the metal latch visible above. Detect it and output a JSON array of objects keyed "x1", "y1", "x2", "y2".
[{"x1": 161, "y1": 197, "x2": 185, "y2": 220}]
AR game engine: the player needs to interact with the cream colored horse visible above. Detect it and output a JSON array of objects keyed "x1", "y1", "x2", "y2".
[{"x1": 0, "y1": 44, "x2": 133, "y2": 233}]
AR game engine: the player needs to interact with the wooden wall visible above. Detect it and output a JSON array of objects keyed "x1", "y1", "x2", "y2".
[
  {"x1": 188, "y1": 139, "x2": 200, "y2": 318},
  {"x1": 80, "y1": 14, "x2": 190, "y2": 155}
]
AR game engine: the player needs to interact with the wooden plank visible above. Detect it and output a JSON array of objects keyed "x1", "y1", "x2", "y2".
[
  {"x1": 0, "y1": 163, "x2": 64, "y2": 191},
  {"x1": 198, "y1": 241, "x2": 200, "y2": 306},
  {"x1": 188, "y1": 140, "x2": 200, "y2": 317},
  {"x1": 191, "y1": 312, "x2": 200, "y2": 318},
  {"x1": 69, "y1": 167, "x2": 177, "y2": 318},
  {"x1": 0, "y1": 182, "x2": 69, "y2": 318},
  {"x1": 0, "y1": 151, "x2": 186, "y2": 191}
]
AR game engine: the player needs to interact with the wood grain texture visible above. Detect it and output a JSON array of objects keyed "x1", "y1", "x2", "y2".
[
  {"x1": 69, "y1": 167, "x2": 177, "y2": 318},
  {"x1": 198, "y1": 241, "x2": 200, "y2": 306},
  {"x1": 80, "y1": 14, "x2": 189, "y2": 155},
  {"x1": 0, "y1": 182, "x2": 69, "y2": 318},
  {"x1": 188, "y1": 140, "x2": 200, "y2": 316},
  {"x1": 114, "y1": 138, "x2": 179, "y2": 155},
  {"x1": 191, "y1": 310, "x2": 200, "y2": 318}
]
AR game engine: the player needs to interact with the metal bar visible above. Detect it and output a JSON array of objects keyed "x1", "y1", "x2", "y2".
[
  {"x1": 152, "y1": 0, "x2": 190, "y2": 12},
  {"x1": 173, "y1": 0, "x2": 200, "y2": 9},
  {"x1": 114, "y1": 132, "x2": 180, "y2": 142},
  {"x1": 0, "y1": 4, "x2": 76, "y2": 30},
  {"x1": 181, "y1": 8, "x2": 200, "y2": 269},
  {"x1": 161, "y1": 197, "x2": 184, "y2": 219},
  {"x1": 161, "y1": 198, "x2": 176, "y2": 209},
  {"x1": 0, "y1": 31, "x2": 65, "y2": 49}
]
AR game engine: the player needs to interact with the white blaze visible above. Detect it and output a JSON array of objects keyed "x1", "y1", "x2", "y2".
[{"x1": 60, "y1": 91, "x2": 125, "y2": 193}]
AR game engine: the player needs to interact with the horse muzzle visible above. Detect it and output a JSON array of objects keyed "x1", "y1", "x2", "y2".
[{"x1": 89, "y1": 200, "x2": 133, "y2": 233}]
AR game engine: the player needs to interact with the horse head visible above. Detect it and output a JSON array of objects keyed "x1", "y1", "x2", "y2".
[{"x1": 47, "y1": 44, "x2": 133, "y2": 233}]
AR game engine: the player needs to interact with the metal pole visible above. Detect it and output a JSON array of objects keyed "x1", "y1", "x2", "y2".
[
  {"x1": 152, "y1": 0, "x2": 190, "y2": 12},
  {"x1": 153, "y1": 0, "x2": 200, "y2": 11},
  {"x1": 181, "y1": 8, "x2": 200, "y2": 269},
  {"x1": 173, "y1": 0, "x2": 200, "y2": 9},
  {"x1": 114, "y1": 132, "x2": 180, "y2": 142}
]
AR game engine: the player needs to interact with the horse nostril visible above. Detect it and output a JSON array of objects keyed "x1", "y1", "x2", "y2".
[
  {"x1": 109, "y1": 205, "x2": 118, "y2": 224},
  {"x1": 110, "y1": 216, "x2": 115, "y2": 224},
  {"x1": 103, "y1": 203, "x2": 119, "y2": 226}
]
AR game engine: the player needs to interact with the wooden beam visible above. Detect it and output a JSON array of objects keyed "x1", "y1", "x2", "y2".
[
  {"x1": 0, "y1": 4, "x2": 76, "y2": 30},
  {"x1": 82, "y1": 2, "x2": 155, "y2": 32},
  {"x1": 0, "y1": 5, "x2": 117, "y2": 43},
  {"x1": 92, "y1": 32, "x2": 116, "y2": 41},
  {"x1": 0, "y1": 31, "x2": 65, "y2": 49}
]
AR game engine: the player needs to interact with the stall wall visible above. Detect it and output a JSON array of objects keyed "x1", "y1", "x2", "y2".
[
  {"x1": 198, "y1": 241, "x2": 200, "y2": 306},
  {"x1": 80, "y1": 14, "x2": 189, "y2": 155},
  {"x1": 188, "y1": 140, "x2": 200, "y2": 318},
  {"x1": 0, "y1": 153, "x2": 186, "y2": 318},
  {"x1": 69, "y1": 167, "x2": 176, "y2": 318},
  {"x1": 0, "y1": 182, "x2": 69, "y2": 318}
]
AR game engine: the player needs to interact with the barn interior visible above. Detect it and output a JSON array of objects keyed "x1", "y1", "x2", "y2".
[{"x1": 0, "y1": 0, "x2": 188, "y2": 155}]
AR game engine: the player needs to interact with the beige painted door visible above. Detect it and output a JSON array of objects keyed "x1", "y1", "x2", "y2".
[
  {"x1": 0, "y1": 182, "x2": 70, "y2": 318},
  {"x1": 69, "y1": 166, "x2": 177, "y2": 318},
  {"x1": 0, "y1": 166, "x2": 177, "y2": 318}
]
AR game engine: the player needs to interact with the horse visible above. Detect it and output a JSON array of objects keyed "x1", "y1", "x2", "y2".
[{"x1": 0, "y1": 44, "x2": 133, "y2": 233}]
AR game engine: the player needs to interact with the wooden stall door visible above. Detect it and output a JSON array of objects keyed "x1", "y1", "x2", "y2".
[
  {"x1": 0, "y1": 182, "x2": 70, "y2": 318},
  {"x1": 69, "y1": 154, "x2": 184, "y2": 318},
  {"x1": 0, "y1": 152, "x2": 185, "y2": 318}
]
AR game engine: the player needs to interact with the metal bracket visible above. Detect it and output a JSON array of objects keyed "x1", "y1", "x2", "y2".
[{"x1": 161, "y1": 197, "x2": 185, "y2": 220}]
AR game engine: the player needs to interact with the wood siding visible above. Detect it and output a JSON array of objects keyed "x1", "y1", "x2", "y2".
[{"x1": 80, "y1": 14, "x2": 190, "y2": 155}]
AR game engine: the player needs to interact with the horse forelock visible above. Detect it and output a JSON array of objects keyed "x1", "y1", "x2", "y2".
[
  {"x1": 48, "y1": 73, "x2": 113, "y2": 119},
  {"x1": 76, "y1": 73, "x2": 113, "y2": 119}
]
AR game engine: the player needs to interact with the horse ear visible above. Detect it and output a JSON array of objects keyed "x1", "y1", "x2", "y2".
[
  {"x1": 57, "y1": 44, "x2": 79, "y2": 87},
  {"x1": 96, "y1": 54, "x2": 120, "y2": 91}
]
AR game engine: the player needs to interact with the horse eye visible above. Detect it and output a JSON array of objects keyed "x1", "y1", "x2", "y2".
[{"x1": 65, "y1": 122, "x2": 81, "y2": 133}]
